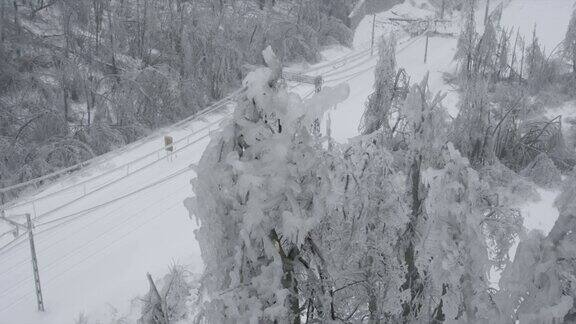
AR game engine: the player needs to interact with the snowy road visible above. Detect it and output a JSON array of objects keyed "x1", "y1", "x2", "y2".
[{"x1": 0, "y1": 0, "x2": 573, "y2": 323}]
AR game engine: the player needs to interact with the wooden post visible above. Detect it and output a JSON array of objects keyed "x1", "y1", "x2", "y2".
[
  {"x1": 424, "y1": 33, "x2": 430, "y2": 63},
  {"x1": 164, "y1": 135, "x2": 174, "y2": 162},
  {"x1": 164, "y1": 136, "x2": 174, "y2": 152},
  {"x1": 314, "y1": 76, "x2": 323, "y2": 93},
  {"x1": 370, "y1": 14, "x2": 376, "y2": 56},
  {"x1": 26, "y1": 213, "x2": 45, "y2": 312}
]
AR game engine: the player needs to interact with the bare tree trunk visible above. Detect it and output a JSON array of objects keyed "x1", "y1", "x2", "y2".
[
  {"x1": 62, "y1": 77, "x2": 69, "y2": 121},
  {"x1": 92, "y1": 0, "x2": 104, "y2": 57},
  {"x1": 271, "y1": 230, "x2": 301, "y2": 324},
  {"x1": 84, "y1": 77, "x2": 94, "y2": 127},
  {"x1": 13, "y1": 1, "x2": 20, "y2": 36},
  {"x1": 139, "y1": 0, "x2": 148, "y2": 63},
  {"x1": 368, "y1": 284, "x2": 379, "y2": 324},
  {"x1": 510, "y1": 30, "x2": 519, "y2": 80},
  {"x1": 402, "y1": 153, "x2": 424, "y2": 320},
  {"x1": 1, "y1": 2, "x2": 5, "y2": 43},
  {"x1": 107, "y1": 0, "x2": 118, "y2": 78}
]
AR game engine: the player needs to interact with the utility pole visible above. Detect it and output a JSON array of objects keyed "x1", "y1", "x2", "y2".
[
  {"x1": 424, "y1": 33, "x2": 430, "y2": 63},
  {"x1": 1, "y1": 191, "x2": 5, "y2": 219},
  {"x1": 26, "y1": 213, "x2": 44, "y2": 312},
  {"x1": 370, "y1": 13, "x2": 376, "y2": 56}
]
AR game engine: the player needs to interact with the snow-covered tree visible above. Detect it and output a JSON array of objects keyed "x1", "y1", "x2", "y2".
[
  {"x1": 187, "y1": 47, "x2": 348, "y2": 323},
  {"x1": 455, "y1": 0, "x2": 478, "y2": 80},
  {"x1": 313, "y1": 131, "x2": 410, "y2": 322},
  {"x1": 412, "y1": 143, "x2": 501, "y2": 322},
  {"x1": 498, "y1": 172, "x2": 576, "y2": 323},
  {"x1": 359, "y1": 35, "x2": 398, "y2": 135},
  {"x1": 394, "y1": 76, "x2": 447, "y2": 321},
  {"x1": 451, "y1": 77, "x2": 493, "y2": 166},
  {"x1": 139, "y1": 265, "x2": 193, "y2": 324},
  {"x1": 474, "y1": 20, "x2": 499, "y2": 78},
  {"x1": 389, "y1": 76, "x2": 518, "y2": 322},
  {"x1": 525, "y1": 29, "x2": 561, "y2": 93}
]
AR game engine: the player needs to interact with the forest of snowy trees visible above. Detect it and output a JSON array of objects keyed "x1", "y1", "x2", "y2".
[
  {"x1": 175, "y1": 1, "x2": 576, "y2": 323},
  {"x1": 0, "y1": 0, "x2": 355, "y2": 195},
  {"x1": 2, "y1": 0, "x2": 576, "y2": 323}
]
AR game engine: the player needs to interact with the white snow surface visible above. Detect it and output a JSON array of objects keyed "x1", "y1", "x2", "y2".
[{"x1": 0, "y1": 0, "x2": 573, "y2": 323}]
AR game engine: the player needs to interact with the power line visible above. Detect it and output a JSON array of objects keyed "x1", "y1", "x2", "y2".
[
  {"x1": 0, "y1": 181, "x2": 189, "y2": 301},
  {"x1": 0, "y1": 196, "x2": 185, "y2": 315},
  {"x1": 0, "y1": 170, "x2": 192, "y2": 280},
  {"x1": 0, "y1": 162, "x2": 195, "y2": 257}
]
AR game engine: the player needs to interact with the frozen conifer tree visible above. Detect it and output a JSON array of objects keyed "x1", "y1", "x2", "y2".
[
  {"x1": 412, "y1": 143, "x2": 501, "y2": 322},
  {"x1": 451, "y1": 77, "x2": 493, "y2": 166},
  {"x1": 526, "y1": 29, "x2": 548, "y2": 89},
  {"x1": 474, "y1": 20, "x2": 499, "y2": 78},
  {"x1": 392, "y1": 76, "x2": 515, "y2": 322},
  {"x1": 186, "y1": 47, "x2": 348, "y2": 323},
  {"x1": 455, "y1": 0, "x2": 478, "y2": 80},
  {"x1": 394, "y1": 75, "x2": 448, "y2": 321},
  {"x1": 359, "y1": 35, "x2": 398, "y2": 135}
]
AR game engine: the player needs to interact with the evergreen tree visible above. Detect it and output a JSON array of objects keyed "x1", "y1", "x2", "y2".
[
  {"x1": 451, "y1": 78, "x2": 494, "y2": 166},
  {"x1": 394, "y1": 76, "x2": 517, "y2": 322},
  {"x1": 359, "y1": 35, "x2": 398, "y2": 135},
  {"x1": 455, "y1": 0, "x2": 478, "y2": 80},
  {"x1": 396, "y1": 76, "x2": 448, "y2": 321},
  {"x1": 187, "y1": 47, "x2": 348, "y2": 323},
  {"x1": 413, "y1": 143, "x2": 500, "y2": 322}
]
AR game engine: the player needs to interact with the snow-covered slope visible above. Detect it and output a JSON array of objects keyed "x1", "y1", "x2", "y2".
[{"x1": 0, "y1": 0, "x2": 573, "y2": 323}]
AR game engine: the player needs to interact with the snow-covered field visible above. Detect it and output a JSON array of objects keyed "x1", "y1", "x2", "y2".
[{"x1": 0, "y1": 0, "x2": 573, "y2": 323}]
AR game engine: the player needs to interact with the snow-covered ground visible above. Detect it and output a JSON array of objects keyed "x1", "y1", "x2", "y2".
[{"x1": 0, "y1": 0, "x2": 573, "y2": 323}]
